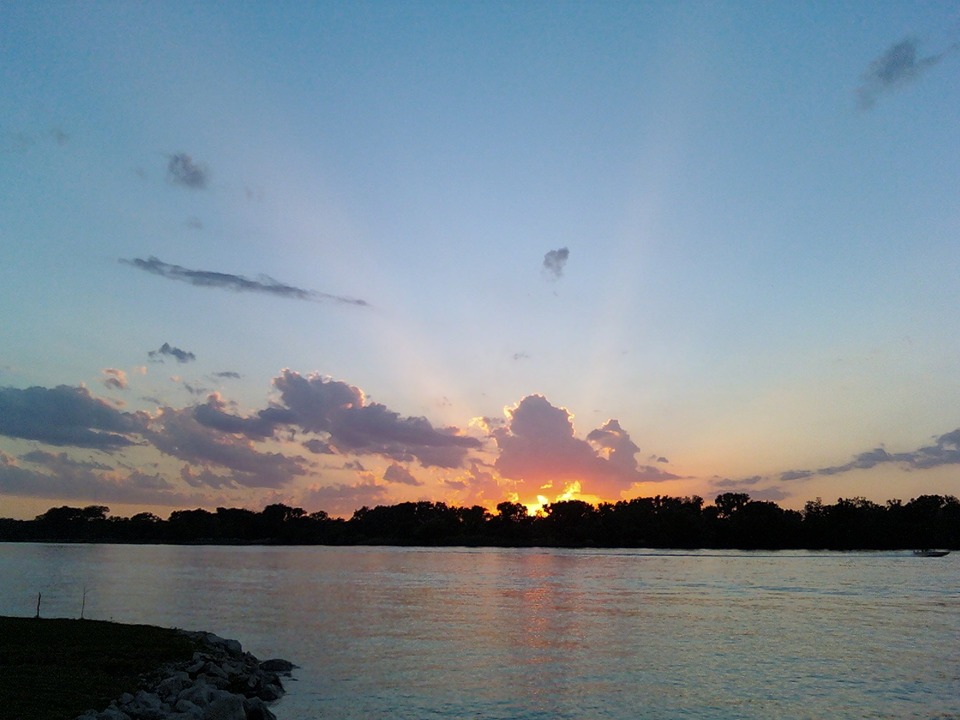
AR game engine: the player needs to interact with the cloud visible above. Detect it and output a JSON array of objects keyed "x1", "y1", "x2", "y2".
[
  {"x1": 302, "y1": 438, "x2": 336, "y2": 455},
  {"x1": 445, "y1": 460, "x2": 502, "y2": 506},
  {"x1": 0, "y1": 449, "x2": 210, "y2": 506},
  {"x1": 121, "y1": 256, "x2": 369, "y2": 306},
  {"x1": 710, "y1": 476, "x2": 790, "y2": 503},
  {"x1": 383, "y1": 462, "x2": 423, "y2": 486},
  {"x1": 214, "y1": 371, "x2": 241, "y2": 379},
  {"x1": 102, "y1": 368, "x2": 128, "y2": 390},
  {"x1": 192, "y1": 393, "x2": 295, "y2": 440},
  {"x1": 858, "y1": 38, "x2": 957, "y2": 109},
  {"x1": 148, "y1": 406, "x2": 307, "y2": 488},
  {"x1": 149, "y1": 342, "x2": 196, "y2": 364},
  {"x1": 299, "y1": 480, "x2": 388, "y2": 516},
  {"x1": 0, "y1": 385, "x2": 146, "y2": 449},
  {"x1": 542, "y1": 247, "x2": 570, "y2": 280},
  {"x1": 775, "y1": 427, "x2": 960, "y2": 482},
  {"x1": 271, "y1": 370, "x2": 483, "y2": 467},
  {"x1": 167, "y1": 153, "x2": 208, "y2": 189},
  {"x1": 492, "y1": 395, "x2": 677, "y2": 501}
]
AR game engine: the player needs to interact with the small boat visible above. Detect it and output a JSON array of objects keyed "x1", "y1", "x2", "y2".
[{"x1": 913, "y1": 549, "x2": 950, "y2": 557}]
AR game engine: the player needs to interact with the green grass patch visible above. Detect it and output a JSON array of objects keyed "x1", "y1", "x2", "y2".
[{"x1": 0, "y1": 615, "x2": 200, "y2": 720}]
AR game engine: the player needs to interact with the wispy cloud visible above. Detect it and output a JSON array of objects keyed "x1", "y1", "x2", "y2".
[
  {"x1": 167, "y1": 153, "x2": 208, "y2": 189},
  {"x1": 121, "y1": 256, "x2": 370, "y2": 306},
  {"x1": 149, "y1": 342, "x2": 196, "y2": 364},
  {"x1": 542, "y1": 247, "x2": 570, "y2": 280},
  {"x1": 858, "y1": 37, "x2": 957, "y2": 109}
]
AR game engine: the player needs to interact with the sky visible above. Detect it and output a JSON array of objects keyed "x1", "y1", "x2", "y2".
[{"x1": 1, "y1": 1, "x2": 959, "y2": 520}]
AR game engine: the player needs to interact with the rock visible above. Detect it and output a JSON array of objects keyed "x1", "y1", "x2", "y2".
[
  {"x1": 156, "y1": 672, "x2": 192, "y2": 701},
  {"x1": 204, "y1": 694, "x2": 246, "y2": 720},
  {"x1": 258, "y1": 659, "x2": 295, "y2": 674},
  {"x1": 241, "y1": 697, "x2": 276, "y2": 720},
  {"x1": 96, "y1": 707, "x2": 130, "y2": 720},
  {"x1": 255, "y1": 682, "x2": 284, "y2": 703},
  {"x1": 73, "y1": 630, "x2": 293, "y2": 720}
]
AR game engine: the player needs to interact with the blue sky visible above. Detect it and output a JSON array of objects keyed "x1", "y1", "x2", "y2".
[{"x1": 2, "y1": 1, "x2": 959, "y2": 519}]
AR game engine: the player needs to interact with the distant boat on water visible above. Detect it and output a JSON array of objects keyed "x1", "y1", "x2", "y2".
[{"x1": 913, "y1": 549, "x2": 950, "y2": 557}]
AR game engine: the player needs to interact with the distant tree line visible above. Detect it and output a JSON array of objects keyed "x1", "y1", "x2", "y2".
[{"x1": 0, "y1": 493, "x2": 958, "y2": 550}]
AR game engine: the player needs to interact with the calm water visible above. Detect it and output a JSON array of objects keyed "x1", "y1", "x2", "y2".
[{"x1": 1, "y1": 544, "x2": 957, "y2": 719}]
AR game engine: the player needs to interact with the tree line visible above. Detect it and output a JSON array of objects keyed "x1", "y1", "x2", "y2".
[{"x1": 0, "y1": 493, "x2": 958, "y2": 549}]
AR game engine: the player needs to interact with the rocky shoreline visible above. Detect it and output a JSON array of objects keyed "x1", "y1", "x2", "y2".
[{"x1": 74, "y1": 631, "x2": 295, "y2": 720}]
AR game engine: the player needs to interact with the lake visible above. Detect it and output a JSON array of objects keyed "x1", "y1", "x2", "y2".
[{"x1": 1, "y1": 543, "x2": 957, "y2": 719}]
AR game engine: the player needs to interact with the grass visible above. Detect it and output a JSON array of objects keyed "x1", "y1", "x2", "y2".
[{"x1": 0, "y1": 615, "x2": 200, "y2": 720}]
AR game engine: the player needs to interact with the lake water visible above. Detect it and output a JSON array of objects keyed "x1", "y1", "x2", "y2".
[{"x1": 1, "y1": 544, "x2": 957, "y2": 719}]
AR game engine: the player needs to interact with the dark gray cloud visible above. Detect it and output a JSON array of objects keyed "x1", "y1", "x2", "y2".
[
  {"x1": 192, "y1": 394, "x2": 295, "y2": 441},
  {"x1": 214, "y1": 371, "x2": 241, "y2": 380},
  {"x1": 493, "y1": 395, "x2": 677, "y2": 500},
  {"x1": 0, "y1": 449, "x2": 209, "y2": 506},
  {"x1": 148, "y1": 406, "x2": 307, "y2": 488},
  {"x1": 20, "y1": 450, "x2": 113, "y2": 472},
  {"x1": 271, "y1": 370, "x2": 482, "y2": 468},
  {"x1": 383, "y1": 463, "x2": 423, "y2": 486},
  {"x1": 542, "y1": 247, "x2": 570, "y2": 280},
  {"x1": 121, "y1": 256, "x2": 369, "y2": 307},
  {"x1": 167, "y1": 153, "x2": 208, "y2": 189},
  {"x1": 858, "y1": 38, "x2": 957, "y2": 109},
  {"x1": 773, "y1": 427, "x2": 960, "y2": 481},
  {"x1": 302, "y1": 438, "x2": 336, "y2": 455},
  {"x1": 0, "y1": 385, "x2": 146, "y2": 449},
  {"x1": 149, "y1": 342, "x2": 196, "y2": 364},
  {"x1": 191, "y1": 371, "x2": 483, "y2": 468}
]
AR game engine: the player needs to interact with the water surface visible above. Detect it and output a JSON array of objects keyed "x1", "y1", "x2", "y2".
[{"x1": 1, "y1": 544, "x2": 957, "y2": 719}]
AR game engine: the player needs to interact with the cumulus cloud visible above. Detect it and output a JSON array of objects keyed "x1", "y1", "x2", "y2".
[
  {"x1": 167, "y1": 153, "x2": 208, "y2": 189},
  {"x1": 271, "y1": 370, "x2": 483, "y2": 467},
  {"x1": 192, "y1": 393, "x2": 294, "y2": 441},
  {"x1": 121, "y1": 256, "x2": 369, "y2": 307},
  {"x1": 149, "y1": 342, "x2": 196, "y2": 364},
  {"x1": 383, "y1": 462, "x2": 423, "y2": 486},
  {"x1": 542, "y1": 247, "x2": 570, "y2": 280},
  {"x1": 0, "y1": 385, "x2": 146, "y2": 449},
  {"x1": 492, "y1": 394, "x2": 677, "y2": 501},
  {"x1": 858, "y1": 38, "x2": 957, "y2": 109},
  {"x1": 102, "y1": 368, "x2": 128, "y2": 390},
  {"x1": 148, "y1": 406, "x2": 307, "y2": 488},
  {"x1": 444, "y1": 461, "x2": 502, "y2": 507}
]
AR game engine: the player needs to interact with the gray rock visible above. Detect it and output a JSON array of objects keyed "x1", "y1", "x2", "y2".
[
  {"x1": 95, "y1": 708, "x2": 130, "y2": 720},
  {"x1": 258, "y1": 659, "x2": 295, "y2": 673},
  {"x1": 156, "y1": 672, "x2": 192, "y2": 700},
  {"x1": 203, "y1": 694, "x2": 246, "y2": 720},
  {"x1": 178, "y1": 681, "x2": 222, "y2": 709},
  {"x1": 242, "y1": 697, "x2": 277, "y2": 720}
]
